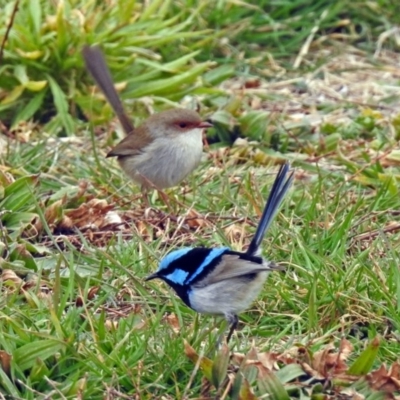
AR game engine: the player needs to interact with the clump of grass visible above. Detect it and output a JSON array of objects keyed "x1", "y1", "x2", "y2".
[
  {"x1": 1, "y1": 141, "x2": 400, "y2": 397},
  {"x1": 0, "y1": 0, "x2": 217, "y2": 134},
  {"x1": 1, "y1": 0, "x2": 398, "y2": 138},
  {"x1": 1, "y1": 0, "x2": 400, "y2": 397}
]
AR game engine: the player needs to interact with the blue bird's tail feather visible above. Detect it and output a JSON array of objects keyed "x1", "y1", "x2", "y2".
[{"x1": 246, "y1": 163, "x2": 293, "y2": 256}]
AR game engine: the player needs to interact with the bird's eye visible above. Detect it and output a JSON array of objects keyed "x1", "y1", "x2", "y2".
[{"x1": 178, "y1": 122, "x2": 187, "y2": 128}]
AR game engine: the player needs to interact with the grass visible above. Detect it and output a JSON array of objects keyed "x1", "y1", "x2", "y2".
[
  {"x1": 1, "y1": 0, "x2": 400, "y2": 398},
  {"x1": 2, "y1": 138, "x2": 400, "y2": 398}
]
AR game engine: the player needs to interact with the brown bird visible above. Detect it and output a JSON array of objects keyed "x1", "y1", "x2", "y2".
[{"x1": 82, "y1": 45, "x2": 212, "y2": 190}]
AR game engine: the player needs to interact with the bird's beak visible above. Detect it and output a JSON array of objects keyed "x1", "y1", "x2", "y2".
[
  {"x1": 198, "y1": 121, "x2": 213, "y2": 129},
  {"x1": 145, "y1": 272, "x2": 158, "y2": 281}
]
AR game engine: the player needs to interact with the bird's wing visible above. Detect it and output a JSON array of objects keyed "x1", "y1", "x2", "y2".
[
  {"x1": 106, "y1": 126, "x2": 153, "y2": 157},
  {"x1": 194, "y1": 254, "x2": 281, "y2": 286}
]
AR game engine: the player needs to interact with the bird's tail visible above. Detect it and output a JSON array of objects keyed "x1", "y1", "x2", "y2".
[
  {"x1": 246, "y1": 163, "x2": 293, "y2": 256},
  {"x1": 82, "y1": 45, "x2": 134, "y2": 135}
]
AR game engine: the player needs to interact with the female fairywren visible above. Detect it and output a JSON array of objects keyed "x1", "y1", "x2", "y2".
[
  {"x1": 82, "y1": 45, "x2": 212, "y2": 190},
  {"x1": 146, "y1": 163, "x2": 294, "y2": 341}
]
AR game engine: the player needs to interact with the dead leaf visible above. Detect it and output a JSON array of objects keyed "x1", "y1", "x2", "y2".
[
  {"x1": 36, "y1": 291, "x2": 52, "y2": 302},
  {"x1": 312, "y1": 338, "x2": 353, "y2": 377},
  {"x1": 184, "y1": 340, "x2": 199, "y2": 364},
  {"x1": 231, "y1": 352, "x2": 245, "y2": 366},
  {"x1": 301, "y1": 362, "x2": 325, "y2": 380},
  {"x1": 2, "y1": 269, "x2": 23, "y2": 287},
  {"x1": 29, "y1": 199, "x2": 66, "y2": 235},
  {"x1": 367, "y1": 361, "x2": 400, "y2": 393},
  {"x1": 76, "y1": 286, "x2": 100, "y2": 307},
  {"x1": 164, "y1": 313, "x2": 181, "y2": 333},
  {"x1": 244, "y1": 79, "x2": 261, "y2": 89},
  {"x1": 239, "y1": 377, "x2": 258, "y2": 400},
  {"x1": 340, "y1": 388, "x2": 366, "y2": 400},
  {"x1": 224, "y1": 224, "x2": 245, "y2": 244},
  {"x1": 88, "y1": 286, "x2": 100, "y2": 300},
  {"x1": 105, "y1": 320, "x2": 118, "y2": 330},
  {"x1": 185, "y1": 209, "x2": 208, "y2": 229},
  {"x1": 257, "y1": 352, "x2": 280, "y2": 371},
  {"x1": 0, "y1": 350, "x2": 12, "y2": 377},
  {"x1": 63, "y1": 199, "x2": 121, "y2": 231}
]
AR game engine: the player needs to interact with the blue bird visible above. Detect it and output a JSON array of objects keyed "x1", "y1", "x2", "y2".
[{"x1": 146, "y1": 163, "x2": 294, "y2": 342}]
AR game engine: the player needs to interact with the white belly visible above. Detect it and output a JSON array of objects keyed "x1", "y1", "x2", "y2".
[
  {"x1": 188, "y1": 271, "x2": 269, "y2": 316},
  {"x1": 119, "y1": 129, "x2": 203, "y2": 189}
]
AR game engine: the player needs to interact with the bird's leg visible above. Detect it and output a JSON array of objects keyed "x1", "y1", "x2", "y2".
[
  {"x1": 226, "y1": 314, "x2": 238, "y2": 343},
  {"x1": 157, "y1": 189, "x2": 174, "y2": 212},
  {"x1": 214, "y1": 314, "x2": 238, "y2": 350},
  {"x1": 138, "y1": 176, "x2": 174, "y2": 213},
  {"x1": 140, "y1": 185, "x2": 151, "y2": 208}
]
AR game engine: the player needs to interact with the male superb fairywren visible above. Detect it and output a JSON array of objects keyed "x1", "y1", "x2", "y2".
[{"x1": 145, "y1": 163, "x2": 294, "y2": 341}]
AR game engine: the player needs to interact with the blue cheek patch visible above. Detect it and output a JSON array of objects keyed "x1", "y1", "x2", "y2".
[
  {"x1": 187, "y1": 247, "x2": 229, "y2": 284},
  {"x1": 165, "y1": 269, "x2": 189, "y2": 285},
  {"x1": 159, "y1": 248, "x2": 192, "y2": 271}
]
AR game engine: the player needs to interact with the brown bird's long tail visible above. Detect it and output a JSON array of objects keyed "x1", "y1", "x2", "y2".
[{"x1": 82, "y1": 45, "x2": 134, "y2": 135}]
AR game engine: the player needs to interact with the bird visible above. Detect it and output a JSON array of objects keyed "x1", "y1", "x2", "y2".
[
  {"x1": 82, "y1": 45, "x2": 212, "y2": 190},
  {"x1": 145, "y1": 162, "x2": 294, "y2": 342}
]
